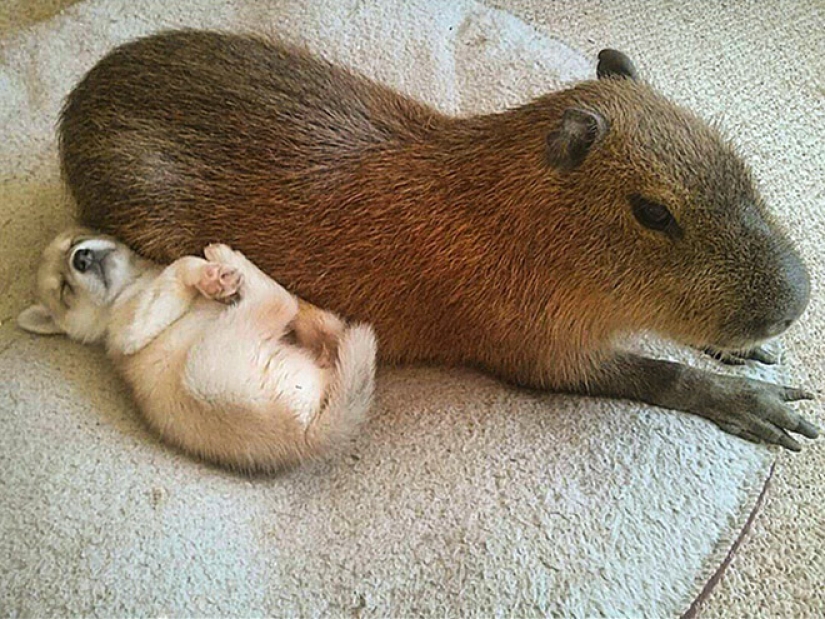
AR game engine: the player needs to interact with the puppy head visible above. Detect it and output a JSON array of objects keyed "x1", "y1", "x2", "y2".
[{"x1": 18, "y1": 228, "x2": 138, "y2": 343}]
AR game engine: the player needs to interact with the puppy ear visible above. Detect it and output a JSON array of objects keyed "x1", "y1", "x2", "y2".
[
  {"x1": 546, "y1": 108, "x2": 608, "y2": 170},
  {"x1": 17, "y1": 304, "x2": 64, "y2": 335}
]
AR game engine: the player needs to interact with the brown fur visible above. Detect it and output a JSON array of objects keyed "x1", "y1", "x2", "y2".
[{"x1": 59, "y1": 30, "x2": 809, "y2": 393}]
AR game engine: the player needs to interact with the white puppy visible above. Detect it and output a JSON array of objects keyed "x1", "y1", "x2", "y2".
[{"x1": 18, "y1": 229, "x2": 377, "y2": 472}]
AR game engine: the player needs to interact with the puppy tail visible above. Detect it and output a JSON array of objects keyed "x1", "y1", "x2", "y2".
[{"x1": 305, "y1": 323, "x2": 377, "y2": 454}]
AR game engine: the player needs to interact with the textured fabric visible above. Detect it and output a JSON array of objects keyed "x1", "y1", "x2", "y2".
[{"x1": 0, "y1": 0, "x2": 821, "y2": 616}]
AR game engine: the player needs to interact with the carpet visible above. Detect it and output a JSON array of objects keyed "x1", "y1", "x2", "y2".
[{"x1": 1, "y1": 0, "x2": 822, "y2": 616}]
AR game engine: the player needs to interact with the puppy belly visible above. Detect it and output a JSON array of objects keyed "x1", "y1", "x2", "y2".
[
  {"x1": 177, "y1": 319, "x2": 327, "y2": 426},
  {"x1": 255, "y1": 346, "x2": 328, "y2": 427}
]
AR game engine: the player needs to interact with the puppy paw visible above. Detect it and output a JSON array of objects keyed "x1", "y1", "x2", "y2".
[
  {"x1": 204, "y1": 243, "x2": 239, "y2": 264},
  {"x1": 196, "y1": 263, "x2": 242, "y2": 302}
]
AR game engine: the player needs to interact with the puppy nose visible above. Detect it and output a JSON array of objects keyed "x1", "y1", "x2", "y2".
[{"x1": 72, "y1": 248, "x2": 95, "y2": 273}]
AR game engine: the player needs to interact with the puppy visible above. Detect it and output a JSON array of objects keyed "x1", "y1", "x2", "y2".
[{"x1": 18, "y1": 229, "x2": 377, "y2": 472}]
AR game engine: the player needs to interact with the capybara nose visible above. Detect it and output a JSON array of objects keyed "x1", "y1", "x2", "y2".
[
  {"x1": 770, "y1": 250, "x2": 810, "y2": 335},
  {"x1": 756, "y1": 248, "x2": 811, "y2": 339}
]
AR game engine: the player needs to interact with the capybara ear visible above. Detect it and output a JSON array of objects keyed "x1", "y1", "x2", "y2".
[
  {"x1": 546, "y1": 108, "x2": 608, "y2": 170},
  {"x1": 597, "y1": 49, "x2": 639, "y2": 80},
  {"x1": 17, "y1": 304, "x2": 63, "y2": 335}
]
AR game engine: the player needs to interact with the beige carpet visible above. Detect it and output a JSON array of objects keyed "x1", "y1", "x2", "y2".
[{"x1": 1, "y1": 0, "x2": 822, "y2": 616}]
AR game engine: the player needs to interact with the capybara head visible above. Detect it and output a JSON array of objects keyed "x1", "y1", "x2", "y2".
[{"x1": 536, "y1": 50, "x2": 809, "y2": 352}]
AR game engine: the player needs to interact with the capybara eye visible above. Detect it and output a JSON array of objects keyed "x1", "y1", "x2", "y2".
[
  {"x1": 72, "y1": 248, "x2": 94, "y2": 272},
  {"x1": 629, "y1": 194, "x2": 676, "y2": 233}
]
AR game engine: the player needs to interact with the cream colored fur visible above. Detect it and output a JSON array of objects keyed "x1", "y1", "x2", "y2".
[{"x1": 17, "y1": 229, "x2": 377, "y2": 472}]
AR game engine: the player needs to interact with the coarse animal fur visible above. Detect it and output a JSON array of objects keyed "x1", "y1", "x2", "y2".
[
  {"x1": 57, "y1": 31, "x2": 818, "y2": 449},
  {"x1": 18, "y1": 229, "x2": 377, "y2": 472}
]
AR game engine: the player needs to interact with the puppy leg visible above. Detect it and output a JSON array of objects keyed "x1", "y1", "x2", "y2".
[
  {"x1": 203, "y1": 244, "x2": 343, "y2": 367},
  {"x1": 203, "y1": 244, "x2": 296, "y2": 310},
  {"x1": 184, "y1": 273, "x2": 306, "y2": 410},
  {"x1": 116, "y1": 257, "x2": 236, "y2": 355},
  {"x1": 291, "y1": 300, "x2": 346, "y2": 368}
]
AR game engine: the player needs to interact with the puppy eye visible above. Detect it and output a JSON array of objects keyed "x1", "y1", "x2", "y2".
[
  {"x1": 629, "y1": 194, "x2": 679, "y2": 235},
  {"x1": 60, "y1": 280, "x2": 74, "y2": 305}
]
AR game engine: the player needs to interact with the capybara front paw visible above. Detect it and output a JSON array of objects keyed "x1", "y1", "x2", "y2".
[
  {"x1": 701, "y1": 345, "x2": 778, "y2": 366},
  {"x1": 197, "y1": 263, "x2": 242, "y2": 302},
  {"x1": 705, "y1": 376, "x2": 818, "y2": 451}
]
